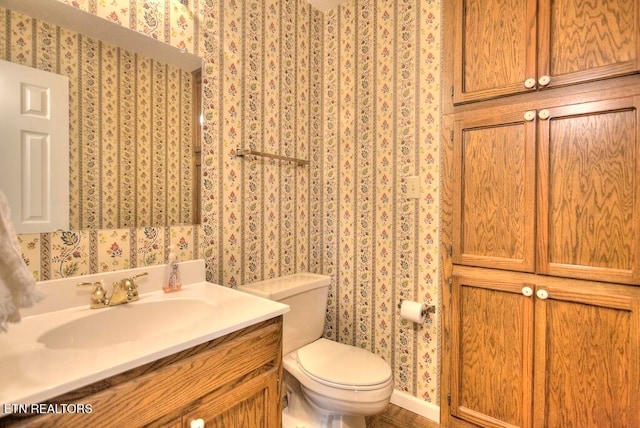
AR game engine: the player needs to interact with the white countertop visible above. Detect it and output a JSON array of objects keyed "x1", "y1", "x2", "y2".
[{"x1": 0, "y1": 261, "x2": 288, "y2": 408}]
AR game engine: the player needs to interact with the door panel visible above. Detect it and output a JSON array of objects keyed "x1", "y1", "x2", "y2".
[
  {"x1": 0, "y1": 60, "x2": 69, "y2": 233},
  {"x1": 538, "y1": 0, "x2": 640, "y2": 89},
  {"x1": 451, "y1": 272, "x2": 534, "y2": 428},
  {"x1": 454, "y1": 0, "x2": 537, "y2": 104},
  {"x1": 182, "y1": 369, "x2": 280, "y2": 428},
  {"x1": 537, "y1": 97, "x2": 640, "y2": 284},
  {"x1": 533, "y1": 282, "x2": 640, "y2": 428},
  {"x1": 454, "y1": 111, "x2": 536, "y2": 272}
]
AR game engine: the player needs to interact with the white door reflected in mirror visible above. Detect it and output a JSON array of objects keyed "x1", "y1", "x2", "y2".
[{"x1": 0, "y1": 60, "x2": 69, "y2": 233}]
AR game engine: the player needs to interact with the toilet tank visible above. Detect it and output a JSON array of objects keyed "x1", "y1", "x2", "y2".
[{"x1": 238, "y1": 273, "x2": 330, "y2": 355}]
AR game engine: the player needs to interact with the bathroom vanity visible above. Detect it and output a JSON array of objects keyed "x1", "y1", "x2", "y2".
[
  {"x1": 2, "y1": 318, "x2": 282, "y2": 427},
  {"x1": 0, "y1": 261, "x2": 288, "y2": 427}
]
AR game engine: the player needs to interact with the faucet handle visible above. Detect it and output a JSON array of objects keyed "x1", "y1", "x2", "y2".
[
  {"x1": 126, "y1": 272, "x2": 148, "y2": 290},
  {"x1": 122, "y1": 272, "x2": 148, "y2": 300},
  {"x1": 77, "y1": 280, "x2": 104, "y2": 292},
  {"x1": 77, "y1": 280, "x2": 98, "y2": 287},
  {"x1": 77, "y1": 280, "x2": 107, "y2": 307},
  {"x1": 130, "y1": 272, "x2": 148, "y2": 282}
]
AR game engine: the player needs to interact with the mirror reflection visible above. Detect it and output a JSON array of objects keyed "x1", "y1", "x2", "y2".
[{"x1": 0, "y1": 0, "x2": 202, "y2": 231}]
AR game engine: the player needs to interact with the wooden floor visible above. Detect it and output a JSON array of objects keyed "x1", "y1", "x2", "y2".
[{"x1": 366, "y1": 404, "x2": 439, "y2": 428}]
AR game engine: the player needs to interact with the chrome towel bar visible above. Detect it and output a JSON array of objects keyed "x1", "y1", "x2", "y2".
[{"x1": 236, "y1": 148, "x2": 309, "y2": 166}]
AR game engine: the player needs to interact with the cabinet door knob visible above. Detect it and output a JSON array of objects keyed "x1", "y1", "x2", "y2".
[
  {"x1": 190, "y1": 418, "x2": 205, "y2": 428},
  {"x1": 521, "y1": 286, "x2": 534, "y2": 297},
  {"x1": 524, "y1": 77, "x2": 536, "y2": 89},
  {"x1": 538, "y1": 75, "x2": 551, "y2": 86},
  {"x1": 524, "y1": 110, "x2": 536, "y2": 121},
  {"x1": 538, "y1": 109, "x2": 550, "y2": 120},
  {"x1": 536, "y1": 289, "x2": 549, "y2": 300}
]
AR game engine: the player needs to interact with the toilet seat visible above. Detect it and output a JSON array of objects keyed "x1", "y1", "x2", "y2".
[{"x1": 296, "y1": 338, "x2": 392, "y2": 391}]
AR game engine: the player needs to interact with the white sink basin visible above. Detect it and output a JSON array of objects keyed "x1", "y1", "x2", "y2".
[
  {"x1": 37, "y1": 298, "x2": 215, "y2": 349},
  {"x1": 0, "y1": 262, "x2": 289, "y2": 407}
]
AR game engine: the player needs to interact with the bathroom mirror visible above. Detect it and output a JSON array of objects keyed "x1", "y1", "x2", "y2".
[{"x1": 0, "y1": 0, "x2": 202, "y2": 231}]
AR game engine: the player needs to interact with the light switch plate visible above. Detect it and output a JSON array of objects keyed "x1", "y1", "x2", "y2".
[{"x1": 406, "y1": 175, "x2": 419, "y2": 199}]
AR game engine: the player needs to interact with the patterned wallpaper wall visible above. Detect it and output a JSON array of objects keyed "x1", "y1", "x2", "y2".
[
  {"x1": 6, "y1": 0, "x2": 441, "y2": 405},
  {"x1": 322, "y1": 0, "x2": 440, "y2": 402},
  {"x1": 0, "y1": 7, "x2": 195, "y2": 229},
  {"x1": 201, "y1": 0, "x2": 324, "y2": 288}
]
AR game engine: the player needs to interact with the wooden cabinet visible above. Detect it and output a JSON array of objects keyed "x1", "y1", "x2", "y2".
[
  {"x1": 450, "y1": 266, "x2": 640, "y2": 428},
  {"x1": 453, "y1": 0, "x2": 536, "y2": 103},
  {"x1": 453, "y1": 91, "x2": 640, "y2": 284},
  {"x1": 1, "y1": 317, "x2": 283, "y2": 428},
  {"x1": 444, "y1": 1, "x2": 640, "y2": 426},
  {"x1": 452, "y1": 0, "x2": 640, "y2": 104}
]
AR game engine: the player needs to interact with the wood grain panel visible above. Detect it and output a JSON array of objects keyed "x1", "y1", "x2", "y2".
[
  {"x1": 538, "y1": 0, "x2": 639, "y2": 88},
  {"x1": 453, "y1": 111, "x2": 535, "y2": 272},
  {"x1": 454, "y1": 0, "x2": 537, "y2": 103},
  {"x1": 549, "y1": 110, "x2": 634, "y2": 268},
  {"x1": 537, "y1": 97, "x2": 640, "y2": 284},
  {"x1": 182, "y1": 369, "x2": 278, "y2": 428},
  {"x1": 451, "y1": 273, "x2": 534, "y2": 428},
  {"x1": 452, "y1": 0, "x2": 640, "y2": 105},
  {"x1": 451, "y1": 265, "x2": 640, "y2": 428},
  {"x1": 440, "y1": 114, "x2": 455, "y2": 427},
  {"x1": 534, "y1": 285, "x2": 640, "y2": 428},
  {"x1": 462, "y1": 126, "x2": 526, "y2": 258},
  {"x1": 460, "y1": 0, "x2": 527, "y2": 92},
  {"x1": 545, "y1": 302, "x2": 629, "y2": 426}
]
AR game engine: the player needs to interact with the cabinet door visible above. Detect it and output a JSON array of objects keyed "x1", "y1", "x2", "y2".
[
  {"x1": 533, "y1": 281, "x2": 640, "y2": 427},
  {"x1": 450, "y1": 272, "x2": 534, "y2": 428},
  {"x1": 182, "y1": 368, "x2": 280, "y2": 428},
  {"x1": 452, "y1": 0, "x2": 640, "y2": 105},
  {"x1": 537, "y1": 0, "x2": 640, "y2": 91},
  {"x1": 537, "y1": 96, "x2": 640, "y2": 284},
  {"x1": 453, "y1": 110, "x2": 536, "y2": 272},
  {"x1": 453, "y1": 0, "x2": 537, "y2": 104}
]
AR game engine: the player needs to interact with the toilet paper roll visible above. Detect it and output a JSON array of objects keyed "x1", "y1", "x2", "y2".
[{"x1": 400, "y1": 300, "x2": 427, "y2": 323}]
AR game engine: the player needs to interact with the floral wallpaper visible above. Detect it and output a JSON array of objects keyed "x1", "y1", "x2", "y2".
[
  {"x1": 322, "y1": 0, "x2": 440, "y2": 402},
  {"x1": 17, "y1": 225, "x2": 197, "y2": 280},
  {"x1": 0, "y1": 7, "x2": 195, "y2": 229},
  {"x1": 5, "y1": 0, "x2": 441, "y2": 407}
]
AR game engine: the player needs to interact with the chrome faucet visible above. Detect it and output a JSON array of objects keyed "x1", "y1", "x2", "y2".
[{"x1": 77, "y1": 272, "x2": 148, "y2": 309}]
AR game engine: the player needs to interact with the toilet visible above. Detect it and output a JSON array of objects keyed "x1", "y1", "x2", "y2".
[{"x1": 238, "y1": 273, "x2": 394, "y2": 428}]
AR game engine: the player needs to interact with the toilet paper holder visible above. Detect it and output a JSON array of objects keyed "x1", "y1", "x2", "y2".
[{"x1": 397, "y1": 299, "x2": 436, "y2": 315}]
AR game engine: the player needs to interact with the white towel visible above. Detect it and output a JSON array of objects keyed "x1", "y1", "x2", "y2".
[{"x1": 0, "y1": 190, "x2": 43, "y2": 332}]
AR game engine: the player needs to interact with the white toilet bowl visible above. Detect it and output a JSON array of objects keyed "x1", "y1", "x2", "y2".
[{"x1": 282, "y1": 338, "x2": 393, "y2": 428}]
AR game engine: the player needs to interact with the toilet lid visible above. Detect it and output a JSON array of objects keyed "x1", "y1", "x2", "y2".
[{"x1": 296, "y1": 338, "x2": 392, "y2": 389}]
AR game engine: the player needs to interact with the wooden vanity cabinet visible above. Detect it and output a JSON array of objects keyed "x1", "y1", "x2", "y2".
[
  {"x1": 452, "y1": 0, "x2": 640, "y2": 104},
  {"x1": 450, "y1": 266, "x2": 640, "y2": 428},
  {"x1": 1, "y1": 317, "x2": 283, "y2": 428}
]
